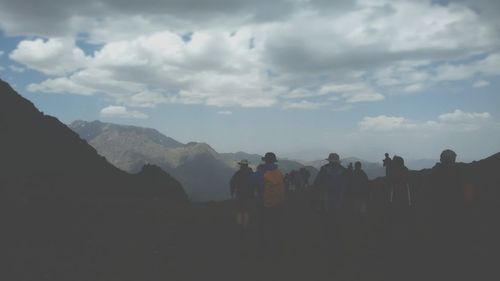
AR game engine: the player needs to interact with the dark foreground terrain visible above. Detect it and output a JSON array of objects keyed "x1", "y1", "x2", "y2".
[{"x1": 2, "y1": 191, "x2": 499, "y2": 281}]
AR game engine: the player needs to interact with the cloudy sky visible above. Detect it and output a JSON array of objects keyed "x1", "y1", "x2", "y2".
[{"x1": 1, "y1": 0, "x2": 499, "y2": 162}]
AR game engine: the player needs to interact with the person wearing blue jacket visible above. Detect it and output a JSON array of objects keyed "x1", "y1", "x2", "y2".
[
  {"x1": 313, "y1": 153, "x2": 347, "y2": 257},
  {"x1": 314, "y1": 153, "x2": 347, "y2": 213}
]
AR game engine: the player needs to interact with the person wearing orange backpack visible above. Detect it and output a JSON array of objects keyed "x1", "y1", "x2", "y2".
[{"x1": 253, "y1": 152, "x2": 286, "y2": 260}]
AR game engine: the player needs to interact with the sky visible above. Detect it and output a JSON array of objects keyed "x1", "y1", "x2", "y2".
[{"x1": 1, "y1": 0, "x2": 499, "y2": 162}]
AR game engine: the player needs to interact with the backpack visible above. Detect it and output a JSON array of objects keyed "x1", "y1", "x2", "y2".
[
  {"x1": 463, "y1": 183, "x2": 476, "y2": 203},
  {"x1": 263, "y1": 169, "x2": 285, "y2": 207}
]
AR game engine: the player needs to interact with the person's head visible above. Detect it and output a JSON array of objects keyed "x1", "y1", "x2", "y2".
[
  {"x1": 385, "y1": 153, "x2": 389, "y2": 157},
  {"x1": 392, "y1": 155, "x2": 404, "y2": 167},
  {"x1": 355, "y1": 161, "x2": 362, "y2": 170},
  {"x1": 440, "y1": 149, "x2": 457, "y2": 165},
  {"x1": 326, "y1": 153, "x2": 340, "y2": 164},
  {"x1": 237, "y1": 159, "x2": 249, "y2": 168},
  {"x1": 262, "y1": 152, "x2": 278, "y2": 164}
]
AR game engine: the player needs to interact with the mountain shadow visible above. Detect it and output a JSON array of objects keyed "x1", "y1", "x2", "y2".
[{"x1": 0, "y1": 79, "x2": 189, "y2": 281}]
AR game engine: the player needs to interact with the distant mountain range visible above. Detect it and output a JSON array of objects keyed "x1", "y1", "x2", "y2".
[{"x1": 69, "y1": 120, "x2": 391, "y2": 200}]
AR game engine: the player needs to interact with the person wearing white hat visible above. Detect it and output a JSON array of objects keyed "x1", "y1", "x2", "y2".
[{"x1": 229, "y1": 159, "x2": 254, "y2": 229}]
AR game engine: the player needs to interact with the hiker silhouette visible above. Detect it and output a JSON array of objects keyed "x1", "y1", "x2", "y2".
[
  {"x1": 314, "y1": 153, "x2": 346, "y2": 213},
  {"x1": 253, "y1": 152, "x2": 285, "y2": 259},
  {"x1": 388, "y1": 155, "x2": 411, "y2": 210},
  {"x1": 230, "y1": 159, "x2": 255, "y2": 229},
  {"x1": 344, "y1": 161, "x2": 369, "y2": 214},
  {"x1": 383, "y1": 153, "x2": 392, "y2": 177},
  {"x1": 313, "y1": 153, "x2": 347, "y2": 260}
]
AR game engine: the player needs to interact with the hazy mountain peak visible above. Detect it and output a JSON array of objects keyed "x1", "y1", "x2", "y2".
[
  {"x1": 70, "y1": 120, "x2": 184, "y2": 149},
  {"x1": 70, "y1": 120, "x2": 235, "y2": 200}
]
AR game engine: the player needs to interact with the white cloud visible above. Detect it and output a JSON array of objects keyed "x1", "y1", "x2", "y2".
[
  {"x1": 403, "y1": 83, "x2": 425, "y2": 93},
  {"x1": 127, "y1": 91, "x2": 171, "y2": 108},
  {"x1": 359, "y1": 115, "x2": 435, "y2": 132},
  {"x1": 360, "y1": 110, "x2": 492, "y2": 133},
  {"x1": 27, "y1": 77, "x2": 97, "y2": 96},
  {"x1": 434, "y1": 53, "x2": 500, "y2": 82},
  {"x1": 5, "y1": 0, "x2": 500, "y2": 110},
  {"x1": 262, "y1": 1, "x2": 498, "y2": 74},
  {"x1": 283, "y1": 100, "x2": 326, "y2": 110},
  {"x1": 371, "y1": 52, "x2": 500, "y2": 94},
  {"x1": 332, "y1": 105, "x2": 354, "y2": 112},
  {"x1": 0, "y1": 50, "x2": 4, "y2": 57},
  {"x1": 24, "y1": 31, "x2": 282, "y2": 108},
  {"x1": 473, "y1": 80, "x2": 490, "y2": 88},
  {"x1": 283, "y1": 88, "x2": 319, "y2": 99},
  {"x1": 283, "y1": 82, "x2": 384, "y2": 104},
  {"x1": 320, "y1": 83, "x2": 384, "y2": 103},
  {"x1": 438, "y1": 109, "x2": 491, "y2": 123},
  {"x1": 9, "y1": 38, "x2": 88, "y2": 75},
  {"x1": 217, "y1": 110, "x2": 233, "y2": 115},
  {"x1": 352, "y1": 108, "x2": 500, "y2": 161},
  {"x1": 100, "y1": 105, "x2": 148, "y2": 119}
]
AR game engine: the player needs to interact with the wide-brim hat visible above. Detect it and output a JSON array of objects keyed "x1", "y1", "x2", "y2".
[
  {"x1": 238, "y1": 159, "x2": 249, "y2": 165},
  {"x1": 262, "y1": 152, "x2": 277, "y2": 163}
]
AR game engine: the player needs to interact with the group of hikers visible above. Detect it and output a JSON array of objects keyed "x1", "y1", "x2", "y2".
[
  {"x1": 229, "y1": 151, "x2": 408, "y2": 230},
  {"x1": 283, "y1": 168, "x2": 311, "y2": 194},
  {"x1": 229, "y1": 149, "x2": 481, "y2": 269}
]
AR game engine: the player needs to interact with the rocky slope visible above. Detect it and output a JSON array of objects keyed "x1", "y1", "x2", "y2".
[{"x1": 70, "y1": 120, "x2": 234, "y2": 201}]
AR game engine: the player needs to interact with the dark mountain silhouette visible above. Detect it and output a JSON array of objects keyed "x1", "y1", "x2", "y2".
[
  {"x1": 70, "y1": 120, "x2": 234, "y2": 201},
  {"x1": 0, "y1": 79, "x2": 187, "y2": 202}
]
